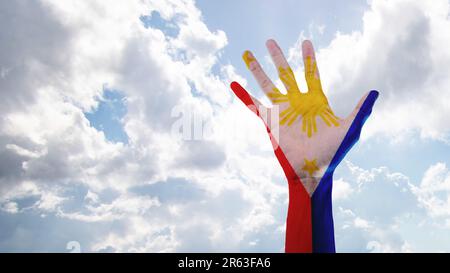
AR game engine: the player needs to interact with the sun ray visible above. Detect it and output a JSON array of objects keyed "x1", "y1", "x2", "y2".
[
  {"x1": 323, "y1": 109, "x2": 340, "y2": 126},
  {"x1": 274, "y1": 65, "x2": 340, "y2": 137},
  {"x1": 302, "y1": 119, "x2": 306, "y2": 133},
  {"x1": 268, "y1": 92, "x2": 285, "y2": 99},
  {"x1": 307, "y1": 117, "x2": 312, "y2": 137},
  {"x1": 280, "y1": 108, "x2": 296, "y2": 125},
  {"x1": 312, "y1": 116, "x2": 317, "y2": 133},
  {"x1": 287, "y1": 109, "x2": 300, "y2": 126},
  {"x1": 319, "y1": 112, "x2": 332, "y2": 126},
  {"x1": 272, "y1": 97, "x2": 289, "y2": 103},
  {"x1": 280, "y1": 107, "x2": 292, "y2": 117}
]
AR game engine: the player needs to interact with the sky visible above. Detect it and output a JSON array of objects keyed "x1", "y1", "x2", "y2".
[{"x1": 0, "y1": 0, "x2": 449, "y2": 252}]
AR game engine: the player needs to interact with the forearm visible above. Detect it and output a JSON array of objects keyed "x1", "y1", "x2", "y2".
[
  {"x1": 285, "y1": 179, "x2": 312, "y2": 252},
  {"x1": 284, "y1": 90, "x2": 379, "y2": 253},
  {"x1": 310, "y1": 174, "x2": 335, "y2": 253},
  {"x1": 285, "y1": 175, "x2": 335, "y2": 253}
]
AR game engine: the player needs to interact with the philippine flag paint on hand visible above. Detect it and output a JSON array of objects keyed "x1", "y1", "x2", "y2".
[{"x1": 230, "y1": 39, "x2": 379, "y2": 253}]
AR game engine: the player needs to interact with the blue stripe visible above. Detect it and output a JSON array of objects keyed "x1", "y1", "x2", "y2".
[{"x1": 311, "y1": 90, "x2": 379, "y2": 253}]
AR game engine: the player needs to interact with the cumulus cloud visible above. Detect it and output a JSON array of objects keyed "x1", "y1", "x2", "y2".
[
  {"x1": 332, "y1": 178, "x2": 353, "y2": 200},
  {"x1": 1, "y1": 202, "x2": 19, "y2": 214},
  {"x1": 0, "y1": 0, "x2": 231, "y2": 195},
  {"x1": 0, "y1": 0, "x2": 449, "y2": 253},
  {"x1": 0, "y1": 0, "x2": 286, "y2": 252},
  {"x1": 332, "y1": 161, "x2": 418, "y2": 252},
  {"x1": 331, "y1": 159, "x2": 450, "y2": 252},
  {"x1": 412, "y1": 162, "x2": 450, "y2": 219},
  {"x1": 288, "y1": 0, "x2": 450, "y2": 143}
]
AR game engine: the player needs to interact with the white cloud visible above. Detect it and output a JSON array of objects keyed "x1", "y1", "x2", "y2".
[
  {"x1": 290, "y1": 0, "x2": 450, "y2": 143},
  {"x1": 412, "y1": 162, "x2": 450, "y2": 218},
  {"x1": 367, "y1": 240, "x2": 412, "y2": 253},
  {"x1": 1, "y1": 201, "x2": 19, "y2": 214},
  {"x1": 1, "y1": 0, "x2": 449, "y2": 253},
  {"x1": 353, "y1": 217, "x2": 371, "y2": 229},
  {"x1": 332, "y1": 161, "x2": 420, "y2": 252},
  {"x1": 84, "y1": 190, "x2": 100, "y2": 204},
  {"x1": 0, "y1": 0, "x2": 288, "y2": 252},
  {"x1": 36, "y1": 191, "x2": 66, "y2": 212},
  {"x1": 335, "y1": 205, "x2": 413, "y2": 253},
  {"x1": 332, "y1": 178, "x2": 354, "y2": 200},
  {"x1": 333, "y1": 159, "x2": 450, "y2": 252},
  {"x1": 59, "y1": 194, "x2": 160, "y2": 222}
]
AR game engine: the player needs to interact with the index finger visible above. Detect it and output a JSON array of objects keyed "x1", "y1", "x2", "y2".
[{"x1": 242, "y1": 50, "x2": 286, "y2": 104}]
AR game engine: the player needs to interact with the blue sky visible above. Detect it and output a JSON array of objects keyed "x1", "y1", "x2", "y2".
[
  {"x1": 85, "y1": 89, "x2": 128, "y2": 144},
  {"x1": 197, "y1": 0, "x2": 367, "y2": 56},
  {"x1": 1, "y1": 0, "x2": 450, "y2": 252}
]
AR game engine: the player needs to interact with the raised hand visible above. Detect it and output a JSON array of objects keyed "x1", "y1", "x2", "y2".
[{"x1": 230, "y1": 39, "x2": 378, "y2": 253}]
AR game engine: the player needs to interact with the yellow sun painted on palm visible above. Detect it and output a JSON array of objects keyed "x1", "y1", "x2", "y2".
[
  {"x1": 269, "y1": 57, "x2": 340, "y2": 137},
  {"x1": 302, "y1": 158, "x2": 320, "y2": 176}
]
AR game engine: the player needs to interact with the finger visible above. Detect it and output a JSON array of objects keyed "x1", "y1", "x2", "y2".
[
  {"x1": 324, "y1": 91, "x2": 379, "y2": 172},
  {"x1": 280, "y1": 107, "x2": 297, "y2": 126},
  {"x1": 266, "y1": 39, "x2": 300, "y2": 94},
  {"x1": 230, "y1": 81, "x2": 267, "y2": 117},
  {"x1": 242, "y1": 50, "x2": 284, "y2": 103},
  {"x1": 302, "y1": 40, "x2": 323, "y2": 93},
  {"x1": 346, "y1": 90, "x2": 379, "y2": 122}
]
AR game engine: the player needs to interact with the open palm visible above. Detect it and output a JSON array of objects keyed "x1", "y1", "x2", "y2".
[{"x1": 231, "y1": 39, "x2": 376, "y2": 195}]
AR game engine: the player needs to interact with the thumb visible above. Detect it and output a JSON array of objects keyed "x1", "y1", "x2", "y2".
[
  {"x1": 322, "y1": 90, "x2": 379, "y2": 174},
  {"x1": 346, "y1": 90, "x2": 379, "y2": 123}
]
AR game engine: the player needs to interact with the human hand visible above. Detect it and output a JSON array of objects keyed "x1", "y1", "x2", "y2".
[{"x1": 230, "y1": 39, "x2": 378, "y2": 195}]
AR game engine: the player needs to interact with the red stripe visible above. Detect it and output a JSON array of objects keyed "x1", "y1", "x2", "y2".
[
  {"x1": 275, "y1": 146, "x2": 312, "y2": 253},
  {"x1": 230, "y1": 82, "x2": 261, "y2": 116},
  {"x1": 230, "y1": 82, "x2": 312, "y2": 253}
]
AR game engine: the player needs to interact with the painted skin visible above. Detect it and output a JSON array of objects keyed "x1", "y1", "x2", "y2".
[
  {"x1": 234, "y1": 39, "x2": 371, "y2": 195},
  {"x1": 230, "y1": 39, "x2": 378, "y2": 252}
]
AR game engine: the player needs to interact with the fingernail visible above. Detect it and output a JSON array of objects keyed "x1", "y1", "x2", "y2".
[
  {"x1": 266, "y1": 39, "x2": 279, "y2": 55},
  {"x1": 302, "y1": 42, "x2": 314, "y2": 59}
]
